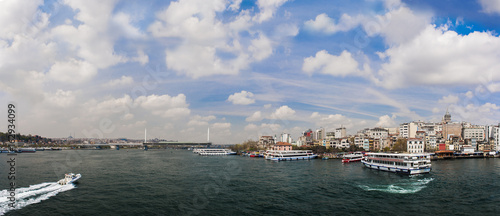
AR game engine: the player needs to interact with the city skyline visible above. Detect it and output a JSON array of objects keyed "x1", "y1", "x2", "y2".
[{"x1": 1, "y1": 0, "x2": 500, "y2": 143}]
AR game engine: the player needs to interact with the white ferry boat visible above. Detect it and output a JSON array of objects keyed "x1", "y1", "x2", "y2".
[
  {"x1": 57, "y1": 173, "x2": 82, "y2": 185},
  {"x1": 342, "y1": 153, "x2": 363, "y2": 163},
  {"x1": 361, "y1": 153, "x2": 431, "y2": 175},
  {"x1": 197, "y1": 149, "x2": 236, "y2": 156},
  {"x1": 265, "y1": 150, "x2": 317, "y2": 161}
]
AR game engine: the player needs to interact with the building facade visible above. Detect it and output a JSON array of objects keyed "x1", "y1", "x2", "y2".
[{"x1": 407, "y1": 138, "x2": 424, "y2": 154}]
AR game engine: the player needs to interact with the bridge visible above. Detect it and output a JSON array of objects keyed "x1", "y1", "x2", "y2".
[{"x1": 142, "y1": 141, "x2": 212, "y2": 148}]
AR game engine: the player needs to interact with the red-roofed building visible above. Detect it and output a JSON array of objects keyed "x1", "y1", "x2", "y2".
[{"x1": 273, "y1": 142, "x2": 292, "y2": 151}]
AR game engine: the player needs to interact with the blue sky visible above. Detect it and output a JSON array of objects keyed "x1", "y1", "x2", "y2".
[{"x1": 1, "y1": 0, "x2": 500, "y2": 143}]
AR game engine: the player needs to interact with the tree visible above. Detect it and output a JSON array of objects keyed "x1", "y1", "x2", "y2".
[{"x1": 391, "y1": 138, "x2": 407, "y2": 152}]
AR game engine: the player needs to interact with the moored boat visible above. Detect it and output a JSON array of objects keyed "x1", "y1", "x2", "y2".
[
  {"x1": 197, "y1": 149, "x2": 236, "y2": 156},
  {"x1": 361, "y1": 153, "x2": 431, "y2": 175},
  {"x1": 265, "y1": 150, "x2": 317, "y2": 161},
  {"x1": 342, "y1": 153, "x2": 363, "y2": 163},
  {"x1": 18, "y1": 148, "x2": 36, "y2": 153}
]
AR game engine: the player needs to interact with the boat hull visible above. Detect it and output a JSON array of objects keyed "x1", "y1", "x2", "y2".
[
  {"x1": 342, "y1": 158, "x2": 362, "y2": 163},
  {"x1": 270, "y1": 155, "x2": 317, "y2": 161},
  {"x1": 361, "y1": 161, "x2": 431, "y2": 175}
]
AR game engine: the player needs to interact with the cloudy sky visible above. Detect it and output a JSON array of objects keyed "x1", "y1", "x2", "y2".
[{"x1": 1, "y1": 0, "x2": 500, "y2": 143}]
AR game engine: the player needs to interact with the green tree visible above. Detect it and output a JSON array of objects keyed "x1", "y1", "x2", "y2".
[{"x1": 391, "y1": 138, "x2": 407, "y2": 152}]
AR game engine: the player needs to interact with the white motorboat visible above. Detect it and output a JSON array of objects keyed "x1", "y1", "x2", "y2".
[{"x1": 57, "y1": 173, "x2": 82, "y2": 185}]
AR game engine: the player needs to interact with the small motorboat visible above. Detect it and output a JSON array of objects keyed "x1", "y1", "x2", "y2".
[{"x1": 57, "y1": 173, "x2": 82, "y2": 185}]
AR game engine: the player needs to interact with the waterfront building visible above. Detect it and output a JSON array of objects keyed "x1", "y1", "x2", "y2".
[
  {"x1": 363, "y1": 138, "x2": 371, "y2": 151},
  {"x1": 314, "y1": 128, "x2": 326, "y2": 140},
  {"x1": 495, "y1": 124, "x2": 500, "y2": 152},
  {"x1": 272, "y1": 142, "x2": 292, "y2": 151},
  {"x1": 399, "y1": 122, "x2": 419, "y2": 138},
  {"x1": 426, "y1": 135, "x2": 437, "y2": 151},
  {"x1": 326, "y1": 132, "x2": 335, "y2": 140},
  {"x1": 367, "y1": 127, "x2": 389, "y2": 139},
  {"x1": 280, "y1": 133, "x2": 292, "y2": 143},
  {"x1": 354, "y1": 135, "x2": 364, "y2": 148},
  {"x1": 443, "y1": 122, "x2": 463, "y2": 140},
  {"x1": 462, "y1": 126, "x2": 485, "y2": 141},
  {"x1": 385, "y1": 127, "x2": 399, "y2": 135},
  {"x1": 258, "y1": 136, "x2": 274, "y2": 149},
  {"x1": 407, "y1": 138, "x2": 424, "y2": 153},
  {"x1": 335, "y1": 127, "x2": 346, "y2": 139}
]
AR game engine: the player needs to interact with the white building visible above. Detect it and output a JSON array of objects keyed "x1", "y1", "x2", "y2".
[
  {"x1": 462, "y1": 126, "x2": 485, "y2": 141},
  {"x1": 367, "y1": 128, "x2": 388, "y2": 139},
  {"x1": 280, "y1": 133, "x2": 292, "y2": 143},
  {"x1": 363, "y1": 139, "x2": 370, "y2": 151},
  {"x1": 426, "y1": 135, "x2": 437, "y2": 150},
  {"x1": 335, "y1": 127, "x2": 346, "y2": 139},
  {"x1": 354, "y1": 136, "x2": 364, "y2": 148},
  {"x1": 495, "y1": 125, "x2": 500, "y2": 152},
  {"x1": 407, "y1": 138, "x2": 424, "y2": 154},
  {"x1": 314, "y1": 128, "x2": 325, "y2": 140}
]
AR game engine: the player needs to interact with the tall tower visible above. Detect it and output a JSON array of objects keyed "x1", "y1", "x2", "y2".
[
  {"x1": 207, "y1": 127, "x2": 210, "y2": 143},
  {"x1": 443, "y1": 108, "x2": 451, "y2": 124},
  {"x1": 144, "y1": 128, "x2": 147, "y2": 143}
]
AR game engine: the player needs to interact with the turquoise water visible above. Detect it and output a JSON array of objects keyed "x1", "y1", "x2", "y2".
[{"x1": 1, "y1": 150, "x2": 499, "y2": 215}]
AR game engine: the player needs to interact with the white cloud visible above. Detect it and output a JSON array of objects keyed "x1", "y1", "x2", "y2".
[
  {"x1": 254, "y1": 0, "x2": 289, "y2": 23},
  {"x1": 309, "y1": 112, "x2": 351, "y2": 128},
  {"x1": 451, "y1": 102, "x2": 500, "y2": 125},
  {"x1": 249, "y1": 32, "x2": 273, "y2": 61},
  {"x1": 439, "y1": 95, "x2": 460, "y2": 104},
  {"x1": 244, "y1": 123, "x2": 259, "y2": 131},
  {"x1": 375, "y1": 115, "x2": 396, "y2": 127},
  {"x1": 188, "y1": 115, "x2": 216, "y2": 126},
  {"x1": 52, "y1": 0, "x2": 142, "y2": 69},
  {"x1": 44, "y1": 89, "x2": 76, "y2": 108},
  {"x1": 479, "y1": 0, "x2": 500, "y2": 14},
  {"x1": 0, "y1": 0, "x2": 45, "y2": 39},
  {"x1": 304, "y1": 13, "x2": 363, "y2": 34},
  {"x1": 148, "y1": 0, "x2": 288, "y2": 78},
  {"x1": 302, "y1": 50, "x2": 361, "y2": 77},
  {"x1": 376, "y1": 25, "x2": 500, "y2": 89},
  {"x1": 244, "y1": 123, "x2": 281, "y2": 133},
  {"x1": 246, "y1": 111, "x2": 263, "y2": 122},
  {"x1": 105, "y1": 76, "x2": 134, "y2": 87},
  {"x1": 132, "y1": 50, "x2": 149, "y2": 65},
  {"x1": 228, "y1": 90, "x2": 256, "y2": 105},
  {"x1": 366, "y1": 6, "x2": 431, "y2": 45},
  {"x1": 48, "y1": 59, "x2": 98, "y2": 84},
  {"x1": 229, "y1": 0, "x2": 242, "y2": 11},
  {"x1": 271, "y1": 105, "x2": 295, "y2": 120},
  {"x1": 135, "y1": 94, "x2": 191, "y2": 118}
]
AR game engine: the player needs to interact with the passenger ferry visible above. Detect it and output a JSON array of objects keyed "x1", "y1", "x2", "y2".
[
  {"x1": 361, "y1": 153, "x2": 431, "y2": 175},
  {"x1": 264, "y1": 150, "x2": 317, "y2": 161},
  {"x1": 197, "y1": 149, "x2": 236, "y2": 156},
  {"x1": 342, "y1": 153, "x2": 363, "y2": 163}
]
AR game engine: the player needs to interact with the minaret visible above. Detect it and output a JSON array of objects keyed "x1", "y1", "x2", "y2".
[
  {"x1": 207, "y1": 127, "x2": 210, "y2": 143},
  {"x1": 144, "y1": 128, "x2": 147, "y2": 143}
]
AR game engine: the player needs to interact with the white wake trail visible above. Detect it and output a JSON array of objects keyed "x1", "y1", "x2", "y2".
[{"x1": 0, "y1": 182, "x2": 75, "y2": 215}]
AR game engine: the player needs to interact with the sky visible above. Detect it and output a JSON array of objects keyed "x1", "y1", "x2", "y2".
[{"x1": 1, "y1": 0, "x2": 500, "y2": 144}]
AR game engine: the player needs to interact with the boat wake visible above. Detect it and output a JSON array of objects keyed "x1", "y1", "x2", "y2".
[
  {"x1": 358, "y1": 178, "x2": 434, "y2": 194},
  {"x1": 0, "y1": 182, "x2": 75, "y2": 215}
]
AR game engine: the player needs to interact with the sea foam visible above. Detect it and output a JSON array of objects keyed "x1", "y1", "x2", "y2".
[
  {"x1": 358, "y1": 178, "x2": 434, "y2": 194},
  {"x1": 0, "y1": 182, "x2": 75, "y2": 215}
]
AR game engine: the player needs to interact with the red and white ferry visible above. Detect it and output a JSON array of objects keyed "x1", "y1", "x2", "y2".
[{"x1": 342, "y1": 152, "x2": 363, "y2": 163}]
